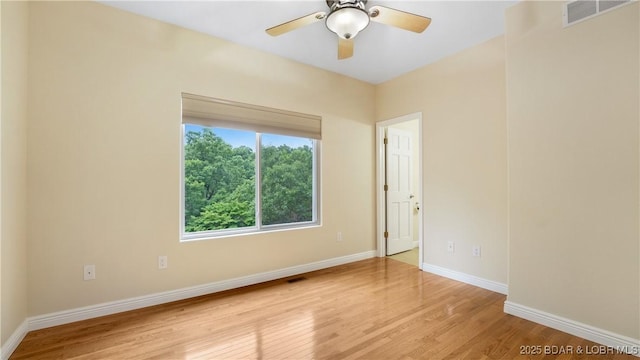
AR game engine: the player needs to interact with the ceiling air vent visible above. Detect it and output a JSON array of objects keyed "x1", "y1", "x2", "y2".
[{"x1": 564, "y1": 0, "x2": 632, "y2": 27}]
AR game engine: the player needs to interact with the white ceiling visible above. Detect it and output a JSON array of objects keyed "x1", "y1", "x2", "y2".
[{"x1": 100, "y1": 0, "x2": 517, "y2": 84}]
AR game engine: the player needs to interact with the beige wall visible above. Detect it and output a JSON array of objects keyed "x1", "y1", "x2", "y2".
[
  {"x1": 506, "y1": 1, "x2": 639, "y2": 339},
  {"x1": 26, "y1": 1, "x2": 376, "y2": 316},
  {"x1": 1, "y1": 0, "x2": 29, "y2": 346},
  {"x1": 376, "y1": 36, "x2": 508, "y2": 284},
  {"x1": 389, "y1": 119, "x2": 420, "y2": 244}
]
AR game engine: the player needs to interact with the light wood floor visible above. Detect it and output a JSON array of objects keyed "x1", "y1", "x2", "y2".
[
  {"x1": 11, "y1": 258, "x2": 634, "y2": 359},
  {"x1": 388, "y1": 248, "x2": 419, "y2": 267}
]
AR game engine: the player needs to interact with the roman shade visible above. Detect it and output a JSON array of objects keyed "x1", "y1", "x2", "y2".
[{"x1": 182, "y1": 93, "x2": 322, "y2": 140}]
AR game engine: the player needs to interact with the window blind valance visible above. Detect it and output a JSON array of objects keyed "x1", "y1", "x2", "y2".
[{"x1": 182, "y1": 93, "x2": 322, "y2": 140}]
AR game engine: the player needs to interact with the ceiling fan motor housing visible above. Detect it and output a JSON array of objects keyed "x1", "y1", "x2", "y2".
[{"x1": 326, "y1": 0, "x2": 367, "y2": 9}]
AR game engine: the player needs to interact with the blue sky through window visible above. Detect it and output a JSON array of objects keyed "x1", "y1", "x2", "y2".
[{"x1": 185, "y1": 124, "x2": 312, "y2": 149}]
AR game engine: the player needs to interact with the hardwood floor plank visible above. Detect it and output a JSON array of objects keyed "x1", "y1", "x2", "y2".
[{"x1": 10, "y1": 258, "x2": 635, "y2": 359}]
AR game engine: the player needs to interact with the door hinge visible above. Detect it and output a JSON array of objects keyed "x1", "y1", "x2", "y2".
[
  {"x1": 384, "y1": 231, "x2": 389, "y2": 239},
  {"x1": 383, "y1": 137, "x2": 388, "y2": 145},
  {"x1": 384, "y1": 184, "x2": 388, "y2": 191}
]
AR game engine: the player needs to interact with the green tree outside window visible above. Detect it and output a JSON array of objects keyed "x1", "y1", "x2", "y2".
[{"x1": 183, "y1": 126, "x2": 315, "y2": 234}]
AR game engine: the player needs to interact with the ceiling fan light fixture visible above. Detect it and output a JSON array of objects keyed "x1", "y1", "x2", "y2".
[{"x1": 325, "y1": 7, "x2": 370, "y2": 40}]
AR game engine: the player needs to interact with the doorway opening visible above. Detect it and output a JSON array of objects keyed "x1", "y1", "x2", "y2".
[{"x1": 376, "y1": 113, "x2": 423, "y2": 269}]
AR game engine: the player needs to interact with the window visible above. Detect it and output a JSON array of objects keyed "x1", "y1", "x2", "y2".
[{"x1": 181, "y1": 94, "x2": 321, "y2": 240}]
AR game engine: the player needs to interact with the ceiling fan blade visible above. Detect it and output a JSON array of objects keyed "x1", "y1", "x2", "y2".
[
  {"x1": 266, "y1": 12, "x2": 326, "y2": 36},
  {"x1": 338, "y1": 38, "x2": 354, "y2": 60},
  {"x1": 368, "y1": 5, "x2": 431, "y2": 33}
]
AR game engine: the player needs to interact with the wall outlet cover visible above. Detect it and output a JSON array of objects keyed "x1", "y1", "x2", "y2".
[
  {"x1": 84, "y1": 265, "x2": 96, "y2": 280},
  {"x1": 158, "y1": 255, "x2": 168, "y2": 269}
]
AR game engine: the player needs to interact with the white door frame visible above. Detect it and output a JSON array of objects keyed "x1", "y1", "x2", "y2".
[{"x1": 376, "y1": 112, "x2": 424, "y2": 269}]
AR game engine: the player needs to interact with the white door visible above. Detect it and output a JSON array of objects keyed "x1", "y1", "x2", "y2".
[{"x1": 386, "y1": 127, "x2": 414, "y2": 255}]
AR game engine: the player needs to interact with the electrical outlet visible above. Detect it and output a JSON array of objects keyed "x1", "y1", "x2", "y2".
[
  {"x1": 472, "y1": 246, "x2": 481, "y2": 257},
  {"x1": 447, "y1": 241, "x2": 455, "y2": 253},
  {"x1": 158, "y1": 256, "x2": 168, "y2": 269},
  {"x1": 337, "y1": 231, "x2": 343, "y2": 242},
  {"x1": 84, "y1": 265, "x2": 96, "y2": 280}
]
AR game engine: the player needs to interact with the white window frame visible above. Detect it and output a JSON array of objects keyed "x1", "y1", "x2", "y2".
[{"x1": 180, "y1": 94, "x2": 322, "y2": 241}]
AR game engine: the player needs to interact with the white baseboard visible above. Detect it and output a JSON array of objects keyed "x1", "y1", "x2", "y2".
[
  {"x1": 1, "y1": 319, "x2": 28, "y2": 360},
  {"x1": 504, "y1": 301, "x2": 640, "y2": 357},
  {"x1": 28, "y1": 250, "x2": 375, "y2": 332},
  {"x1": 421, "y1": 262, "x2": 508, "y2": 295}
]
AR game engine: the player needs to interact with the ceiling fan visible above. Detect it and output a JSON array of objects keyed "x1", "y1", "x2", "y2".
[{"x1": 266, "y1": 0, "x2": 432, "y2": 60}]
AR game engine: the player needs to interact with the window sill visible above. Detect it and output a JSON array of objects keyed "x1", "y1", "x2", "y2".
[{"x1": 180, "y1": 223, "x2": 322, "y2": 243}]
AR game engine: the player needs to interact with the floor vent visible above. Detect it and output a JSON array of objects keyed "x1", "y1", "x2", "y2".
[
  {"x1": 564, "y1": 0, "x2": 632, "y2": 27},
  {"x1": 286, "y1": 276, "x2": 308, "y2": 283}
]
